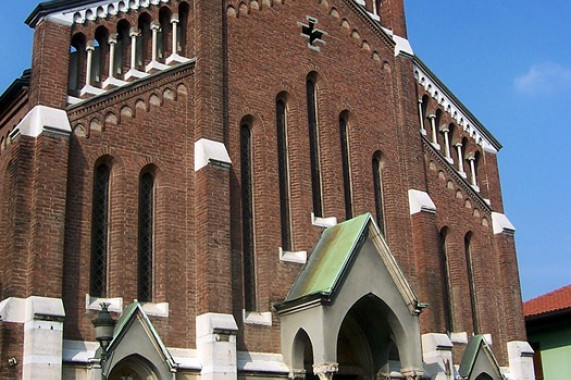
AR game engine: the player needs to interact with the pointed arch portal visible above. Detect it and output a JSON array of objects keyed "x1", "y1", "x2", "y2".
[{"x1": 276, "y1": 214, "x2": 425, "y2": 380}]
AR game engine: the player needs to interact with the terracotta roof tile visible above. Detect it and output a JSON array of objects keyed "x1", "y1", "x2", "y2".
[{"x1": 524, "y1": 284, "x2": 571, "y2": 317}]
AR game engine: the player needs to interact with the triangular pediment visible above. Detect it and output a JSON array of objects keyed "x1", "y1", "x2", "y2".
[
  {"x1": 275, "y1": 213, "x2": 420, "y2": 315},
  {"x1": 101, "y1": 302, "x2": 177, "y2": 378},
  {"x1": 459, "y1": 335, "x2": 503, "y2": 380}
]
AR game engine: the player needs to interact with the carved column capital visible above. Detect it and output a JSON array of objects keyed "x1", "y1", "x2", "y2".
[
  {"x1": 401, "y1": 367, "x2": 424, "y2": 380},
  {"x1": 313, "y1": 362, "x2": 338, "y2": 380}
]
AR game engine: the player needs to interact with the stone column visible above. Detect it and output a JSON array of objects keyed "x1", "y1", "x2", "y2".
[
  {"x1": 441, "y1": 126, "x2": 451, "y2": 161},
  {"x1": 150, "y1": 21, "x2": 161, "y2": 62},
  {"x1": 468, "y1": 156, "x2": 477, "y2": 188},
  {"x1": 429, "y1": 114, "x2": 440, "y2": 148},
  {"x1": 130, "y1": 27, "x2": 138, "y2": 70},
  {"x1": 455, "y1": 143, "x2": 466, "y2": 176},
  {"x1": 171, "y1": 14, "x2": 179, "y2": 55},
  {"x1": 418, "y1": 98, "x2": 426, "y2": 135},
  {"x1": 107, "y1": 34, "x2": 117, "y2": 80},
  {"x1": 85, "y1": 41, "x2": 95, "y2": 87}
]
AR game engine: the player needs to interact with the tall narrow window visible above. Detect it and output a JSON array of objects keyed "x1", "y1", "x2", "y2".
[
  {"x1": 276, "y1": 97, "x2": 292, "y2": 251},
  {"x1": 439, "y1": 228, "x2": 454, "y2": 332},
  {"x1": 137, "y1": 13, "x2": 152, "y2": 70},
  {"x1": 241, "y1": 124, "x2": 256, "y2": 310},
  {"x1": 69, "y1": 33, "x2": 86, "y2": 95},
  {"x1": 138, "y1": 171, "x2": 154, "y2": 302},
  {"x1": 339, "y1": 113, "x2": 352, "y2": 220},
  {"x1": 158, "y1": 7, "x2": 172, "y2": 61},
  {"x1": 178, "y1": 2, "x2": 190, "y2": 56},
  {"x1": 90, "y1": 163, "x2": 111, "y2": 297},
  {"x1": 307, "y1": 75, "x2": 323, "y2": 217},
  {"x1": 93, "y1": 27, "x2": 109, "y2": 85},
  {"x1": 372, "y1": 152, "x2": 385, "y2": 235},
  {"x1": 115, "y1": 20, "x2": 131, "y2": 76},
  {"x1": 465, "y1": 232, "x2": 479, "y2": 333}
]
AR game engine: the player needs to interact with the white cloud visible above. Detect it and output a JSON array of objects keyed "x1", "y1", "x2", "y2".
[{"x1": 514, "y1": 62, "x2": 571, "y2": 96}]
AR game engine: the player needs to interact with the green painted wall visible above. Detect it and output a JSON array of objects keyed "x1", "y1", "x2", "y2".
[{"x1": 528, "y1": 323, "x2": 571, "y2": 380}]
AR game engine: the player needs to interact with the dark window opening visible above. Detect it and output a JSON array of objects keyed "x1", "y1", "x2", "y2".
[
  {"x1": 241, "y1": 124, "x2": 256, "y2": 311},
  {"x1": 90, "y1": 164, "x2": 110, "y2": 297},
  {"x1": 307, "y1": 76, "x2": 323, "y2": 217},
  {"x1": 276, "y1": 98, "x2": 292, "y2": 251},
  {"x1": 138, "y1": 171, "x2": 154, "y2": 302},
  {"x1": 372, "y1": 152, "x2": 385, "y2": 235},
  {"x1": 339, "y1": 115, "x2": 352, "y2": 220}
]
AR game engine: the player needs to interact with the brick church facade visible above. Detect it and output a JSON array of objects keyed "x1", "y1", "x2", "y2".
[{"x1": 0, "y1": 0, "x2": 535, "y2": 379}]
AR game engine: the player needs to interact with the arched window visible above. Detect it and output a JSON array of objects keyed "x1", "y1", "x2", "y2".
[
  {"x1": 372, "y1": 151, "x2": 385, "y2": 235},
  {"x1": 90, "y1": 163, "x2": 111, "y2": 297},
  {"x1": 307, "y1": 73, "x2": 323, "y2": 217},
  {"x1": 465, "y1": 232, "x2": 479, "y2": 333},
  {"x1": 137, "y1": 13, "x2": 152, "y2": 70},
  {"x1": 339, "y1": 112, "x2": 352, "y2": 220},
  {"x1": 439, "y1": 228, "x2": 454, "y2": 332},
  {"x1": 138, "y1": 170, "x2": 155, "y2": 302},
  {"x1": 178, "y1": 2, "x2": 190, "y2": 56},
  {"x1": 434, "y1": 109, "x2": 443, "y2": 148},
  {"x1": 241, "y1": 122, "x2": 256, "y2": 310},
  {"x1": 276, "y1": 95, "x2": 292, "y2": 251},
  {"x1": 68, "y1": 33, "x2": 86, "y2": 95},
  {"x1": 93, "y1": 26, "x2": 109, "y2": 85},
  {"x1": 158, "y1": 7, "x2": 173, "y2": 62},
  {"x1": 115, "y1": 20, "x2": 131, "y2": 77}
]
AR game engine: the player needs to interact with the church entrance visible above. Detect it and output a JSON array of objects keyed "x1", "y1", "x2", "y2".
[
  {"x1": 108, "y1": 355, "x2": 159, "y2": 380},
  {"x1": 336, "y1": 294, "x2": 400, "y2": 380}
]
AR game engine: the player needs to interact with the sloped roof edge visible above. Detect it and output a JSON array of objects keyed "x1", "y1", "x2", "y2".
[
  {"x1": 107, "y1": 301, "x2": 177, "y2": 370},
  {"x1": 413, "y1": 56, "x2": 502, "y2": 151},
  {"x1": 26, "y1": 0, "x2": 98, "y2": 27},
  {"x1": 524, "y1": 284, "x2": 571, "y2": 318},
  {"x1": 275, "y1": 213, "x2": 420, "y2": 314}
]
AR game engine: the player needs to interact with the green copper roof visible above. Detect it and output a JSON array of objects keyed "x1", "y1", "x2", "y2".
[
  {"x1": 458, "y1": 334, "x2": 502, "y2": 379},
  {"x1": 280, "y1": 213, "x2": 372, "y2": 306}
]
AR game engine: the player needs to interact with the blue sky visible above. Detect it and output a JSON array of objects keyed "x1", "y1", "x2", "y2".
[{"x1": 1, "y1": 1, "x2": 569, "y2": 301}]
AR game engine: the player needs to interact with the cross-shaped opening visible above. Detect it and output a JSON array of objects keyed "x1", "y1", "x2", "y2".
[{"x1": 300, "y1": 17, "x2": 325, "y2": 49}]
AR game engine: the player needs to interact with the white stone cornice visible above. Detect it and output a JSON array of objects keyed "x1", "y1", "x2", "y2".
[
  {"x1": 10, "y1": 106, "x2": 71, "y2": 139},
  {"x1": 413, "y1": 62, "x2": 498, "y2": 154},
  {"x1": 408, "y1": 189, "x2": 436, "y2": 215},
  {"x1": 43, "y1": 0, "x2": 171, "y2": 26},
  {"x1": 194, "y1": 138, "x2": 232, "y2": 172},
  {"x1": 492, "y1": 212, "x2": 516, "y2": 235}
]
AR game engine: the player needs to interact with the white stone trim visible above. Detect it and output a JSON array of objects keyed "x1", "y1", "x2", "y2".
[
  {"x1": 311, "y1": 212, "x2": 337, "y2": 227},
  {"x1": 408, "y1": 189, "x2": 436, "y2": 215},
  {"x1": 41, "y1": 0, "x2": 170, "y2": 26},
  {"x1": 483, "y1": 333, "x2": 493, "y2": 346},
  {"x1": 124, "y1": 68, "x2": 149, "y2": 81},
  {"x1": 507, "y1": 341, "x2": 535, "y2": 380},
  {"x1": 10, "y1": 106, "x2": 71, "y2": 139},
  {"x1": 492, "y1": 212, "x2": 516, "y2": 235},
  {"x1": 62, "y1": 340, "x2": 99, "y2": 363},
  {"x1": 85, "y1": 294, "x2": 123, "y2": 313},
  {"x1": 166, "y1": 53, "x2": 191, "y2": 65},
  {"x1": 0, "y1": 297, "x2": 26, "y2": 323},
  {"x1": 196, "y1": 313, "x2": 238, "y2": 379},
  {"x1": 140, "y1": 302, "x2": 169, "y2": 318},
  {"x1": 169, "y1": 347, "x2": 201, "y2": 370},
  {"x1": 414, "y1": 63, "x2": 498, "y2": 154},
  {"x1": 146, "y1": 60, "x2": 170, "y2": 73},
  {"x1": 242, "y1": 310, "x2": 272, "y2": 326},
  {"x1": 449, "y1": 331, "x2": 468, "y2": 344},
  {"x1": 393, "y1": 35, "x2": 414, "y2": 57},
  {"x1": 421, "y1": 333, "x2": 454, "y2": 380},
  {"x1": 195, "y1": 138, "x2": 232, "y2": 172},
  {"x1": 237, "y1": 351, "x2": 289, "y2": 374},
  {"x1": 279, "y1": 247, "x2": 307, "y2": 264}
]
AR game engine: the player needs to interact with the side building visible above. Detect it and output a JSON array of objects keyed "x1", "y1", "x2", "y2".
[{"x1": 0, "y1": 0, "x2": 534, "y2": 379}]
